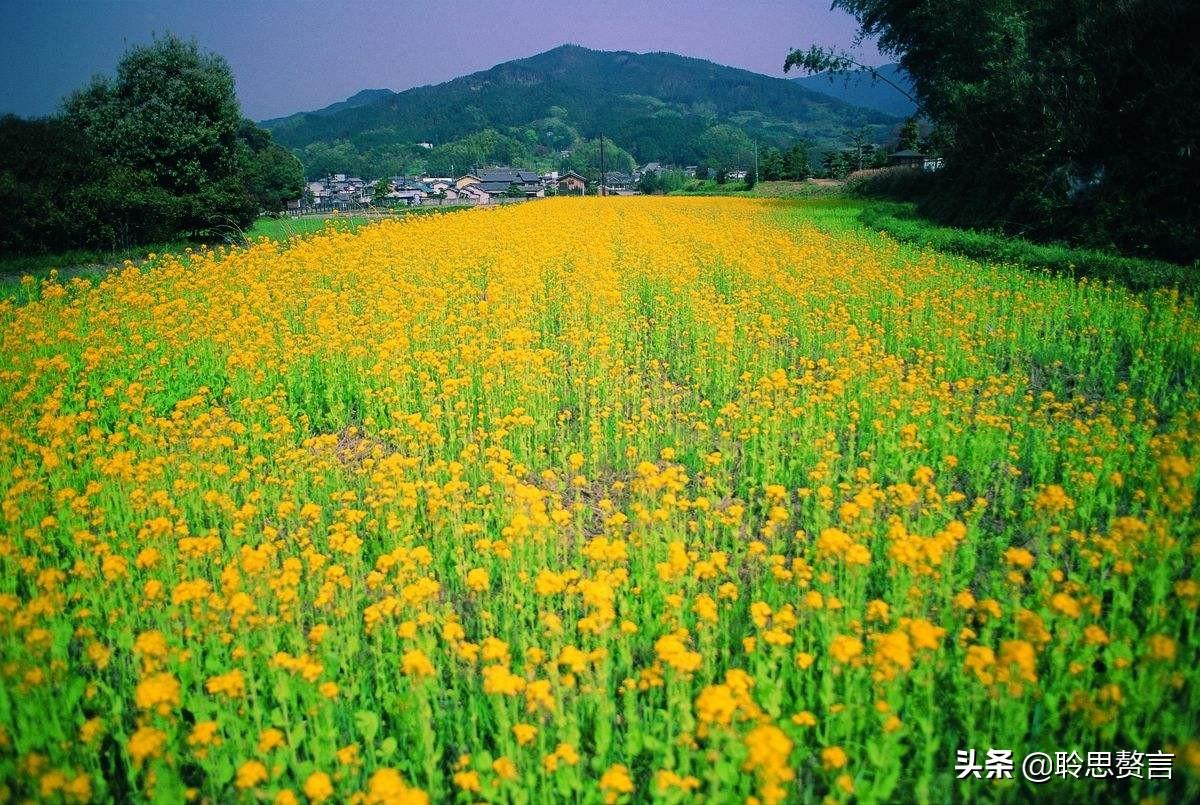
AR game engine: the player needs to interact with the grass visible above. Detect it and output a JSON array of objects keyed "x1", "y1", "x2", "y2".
[
  {"x1": 668, "y1": 180, "x2": 847, "y2": 200},
  {"x1": 0, "y1": 212, "x2": 398, "y2": 301},
  {"x1": 857, "y1": 201, "x2": 1199, "y2": 293},
  {"x1": 751, "y1": 181, "x2": 846, "y2": 199},
  {"x1": 0, "y1": 239, "x2": 192, "y2": 279},
  {"x1": 244, "y1": 214, "x2": 374, "y2": 241},
  {"x1": 1, "y1": 197, "x2": 1197, "y2": 802},
  {"x1": 670, "y1": 178, "x2": 754, "y2": 195}
]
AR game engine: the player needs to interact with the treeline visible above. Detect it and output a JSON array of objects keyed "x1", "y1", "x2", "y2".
[
  {"x1": 794, "y1": 0, "x2": 1200, "y2": 263},
  {"x1": 291, "y1": 115, "x2": 922, "y2": 189},
  {"x1": 289, "y1": 114, "x2": 843, "y2": 185},
  {"x1": 290, "y1": 119, "x2": 759, "y2": 183},
  {"x1": 0, "y1": 36, "x2": 303, "y2": 256}
]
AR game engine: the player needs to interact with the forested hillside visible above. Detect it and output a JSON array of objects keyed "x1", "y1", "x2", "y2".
[{"x1": 264, "y1": 45, "x2": 898, "y2": 177}]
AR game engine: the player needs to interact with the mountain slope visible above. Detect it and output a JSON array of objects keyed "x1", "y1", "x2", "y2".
[
  {"x1": 263, "y1": 45, "x2": 898, "y2": 163},
  {"x1": 792, "y1": 63, "x2": 916, "y2": 118},
  {"x1": 311, "y1": 89, "x2": 396, "y2": 117}
]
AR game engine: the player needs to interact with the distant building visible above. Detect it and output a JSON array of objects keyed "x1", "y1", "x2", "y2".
[
  {"x1": 417, "y1": 142, "x2": 434, "y2": 150},
  {"x1": 477, "y1": 168, "x2": 545, "y2": 197},
  {"x1": 888, "y1": 149, "x2": 924, "y2": 167},
  {"x1": 304, "y1": 175, "x2": 372, "y2": 208},
  {"x1": 455, "y1": 173, "x2": 483, "y2": 190},
  {"x1": 634, "y1": 162, "x2": 670, "y2": 183},
  {"x1": 599, "y1": 171, "x2": 632, "y2": 195},
  {"x1": 557, "y1": 170, "x2": 587, "y2": 195},
  {"x1": 889, "y1": 150, "x2": 943, "y2": 171},
  {"x1": 425, "y1": 179, "x2": 458, "y2": 199},
  {"x1": 381, "y1": 177, "x2": 431, "y2": 205},
  {"x1": 458, "y1": 183, "x2": 492, "y2": 204}
]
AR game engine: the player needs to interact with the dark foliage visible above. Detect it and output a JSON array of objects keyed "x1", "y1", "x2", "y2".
[
  {"x1": 238, "y1": 121, "x2": 306, "y2": 214},
  {"x1": 1, "y1": 35, "x2": 303, "y2": 256},
  {"x1": 789, "y1": 1, "x2": 1200, "y2": 263}
]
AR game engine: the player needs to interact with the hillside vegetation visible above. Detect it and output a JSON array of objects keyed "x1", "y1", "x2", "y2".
[{"x1": 264, "y1": 45, "x2": 897, "y2": 177}]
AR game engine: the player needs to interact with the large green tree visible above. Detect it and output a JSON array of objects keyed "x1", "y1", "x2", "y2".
[
  {"x1": 784, "y1": 142, "x2": 812, "y2": 181},
  {"x1": 1, "y1": 36, "x2": 304, "y2": 255},
  {"x1": 65, "y1": 34, "x2": 257, "y2": 242},
  {"x1": 896, "y1": 117, "x2": 920, "y2": 152}
]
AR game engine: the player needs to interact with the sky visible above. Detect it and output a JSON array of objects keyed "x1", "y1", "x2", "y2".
[{"x1": 0, "y1": 0, "x2": 881, "y2": 122}]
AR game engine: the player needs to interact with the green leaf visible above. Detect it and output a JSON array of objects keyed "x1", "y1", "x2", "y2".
[{"x1": 355, "y1": 710, "x2": 379, "y2": 743}]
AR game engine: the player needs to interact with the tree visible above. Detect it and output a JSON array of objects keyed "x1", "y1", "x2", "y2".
[
  {"x1": 2, "y1": 36, "x2": 310, "y2": 254},
  {"x1": 695, "y1": 125, "x2": 753, "y2": 177},
  {"x1": 821, "y1": 150, "x2": 850, "y2": 180},
  {"x1": 637, "y1": 170, "x2": 662, "y2": 195},
  {"x1": 369, "y1": 179, "x2": 391, "y2": 206},
  {"x1": 562, "y1": 138, "x2": 636, "y2": 187},
  {"x1": 639, "y1": 169, "x2": 686, "y2": 195},
  {"x1": 784, "y1": 45, "x2": 919, "y2": 110},
  {"x1": 0, "y1": 115, "x2": 114, "y2": 253},
  {"x1": 845, "y1": 128, "x2": 874, "y2": 172},
  {"x1": 897, "y1": 116, "x2": 920, "y2": 152},
  {"x1": 744, "y1": 162, "x2": 757, "y2": 190},
  {"x1": 238, "y1": 121, "x2": 304, "y2": 213},
  {"x1": 423, "y1": 129, "x2": 533, "y2": 177},
  {"x1": 759, "y1": 147, "x2": 785, "y2": 181},
  {"x1": 64, "y1": 34, "x2": 256, "y2": 242},
  {"x1": 787, "y1": 1, "x2": 1200, "y2": 262},
  {"x1": 784, "y1": 142, "x2": 812, "y2": 181}
]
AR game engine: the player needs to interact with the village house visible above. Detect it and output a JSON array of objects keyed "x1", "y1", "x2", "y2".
[
  {"x1": 599, "y1": 171, "x2": 633, "y2": 195},
  {"x1": 889, "y1": 150, "x2": 943, "y2": 171},
  {"x1": 455, "y1": 173, "x2": 482, "y2": 190},
  {"x1": 305, "y1": 174, "x2": 372, "y2": 209},
  {"x1": 466, "y1": 168, "x2": 545, "y2": 198},
  {"x1": 633, "y1": 162, "x2": 675, "y2": 183},
  {"x1": 888, "y1": 149, "x2": 925, "y2": 168},
  {"x1": 379, "y1": 177, "x2": 431, "y2": 206},
  {"x1": 557, "y1": 170, "x2": 587, "y2": 195},
  {"x1": 457, "y1": 183, "x2": 492, "y2": 204},
  {"x1": 423, "y1": 178, "x2": 460, "y2": 201}
]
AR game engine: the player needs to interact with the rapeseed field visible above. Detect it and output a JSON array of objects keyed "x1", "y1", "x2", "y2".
[{"x1": 1, "y1": 198, "x2": 1197, "y2": 802}]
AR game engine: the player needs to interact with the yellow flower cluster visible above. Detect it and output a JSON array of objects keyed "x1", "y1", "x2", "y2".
[{"x1": 1, "y1": 197, "x2": 1198, "y2": 801}]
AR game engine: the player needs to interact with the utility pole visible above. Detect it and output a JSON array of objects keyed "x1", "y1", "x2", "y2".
[
  {"x1": 598, "y1": 135, "x2": 606, "y2": 196},
  {"x1": 753, "y1": 140, "x2": 758, "y2": 184}
]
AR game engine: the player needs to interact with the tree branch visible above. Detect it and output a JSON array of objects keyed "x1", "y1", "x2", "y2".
[{"x1": 785, "y1": 45, "x2": 920, "y2": 108}]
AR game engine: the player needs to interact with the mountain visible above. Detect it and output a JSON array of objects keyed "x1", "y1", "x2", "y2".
[
  {"x1": 311, "y1": 89, "x2": 396, "y2": 117},
  {"x1": 791, "y1": 63, "x2": 917, "y2": 119},
  {"x1": 263, "y1": 45, "x2": 899, "y2": 170}
]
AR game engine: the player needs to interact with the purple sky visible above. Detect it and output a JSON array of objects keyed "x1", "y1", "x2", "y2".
[{"x1": 0, "y1": 0, "x2": 881, "y2": 121}]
